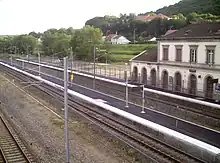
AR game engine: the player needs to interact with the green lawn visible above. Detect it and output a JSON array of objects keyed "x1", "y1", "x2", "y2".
[{"x1": 107, "y1": 44, "x2": 156, "y2": 63}]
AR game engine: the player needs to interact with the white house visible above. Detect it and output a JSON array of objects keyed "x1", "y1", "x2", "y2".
[
  {"x1": 111, "y1": 35, "x2": 130, "y2": 44},
  {"x1": 149, "y1": 37, "x2": 156, "y2": 41},
  {"x1": 130, "y1": 22, "x2": 220, "y2": 100}
]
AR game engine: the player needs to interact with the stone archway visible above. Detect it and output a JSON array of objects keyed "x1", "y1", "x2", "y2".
[
  {"x1": 205, "y1": 76, "x2": 213, "y2": 98},
  {"x1": 188, "y1": 74, "x2": 197, "y2": 95},
  {"x1": 162, "y1": 70, "x2": 169, "y2": 89},
  {"x1": 150, "y1": 69, "x2": 156, "y2": 86},
  {"x1": 175, "y1": 72, "x2": 182, "y2": 92},
  {"x1": 133, "y1": 66, "x2": 138, "y2": 82},
  {"x1": 141, "y1": 67, "x2": 147, "y2": 84}
]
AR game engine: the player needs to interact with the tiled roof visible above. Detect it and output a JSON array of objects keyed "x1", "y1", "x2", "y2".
[
  {"x1": 132, "y1": 47, "x2": 157, "y2": 62},
  {"x1": 106, "y1": 34, "x2": 117, "y2": 41},
  {"x1": 158, "y1": 22, "x2": 220, "y2": 40}
]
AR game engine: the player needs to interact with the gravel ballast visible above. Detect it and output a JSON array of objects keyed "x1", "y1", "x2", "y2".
[{"x1": 0, "y1": 72, "x2": 142, "y2": 163}]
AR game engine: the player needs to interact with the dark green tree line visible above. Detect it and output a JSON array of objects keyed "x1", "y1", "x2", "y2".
[{"x1": 0, "y1": 26, "x2": 103, "y2": 60}]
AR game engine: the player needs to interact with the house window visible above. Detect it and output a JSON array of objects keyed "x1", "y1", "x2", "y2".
[
  {"x1": 206, "y1": 46, "x2": 215, "y2": 64},
  {"x1": 175, "y1": 46, "x2": 182, "y2": 62},
  {"x1": 189, "y1": 46, "x2": 198, "y2": 63},
  {"x1": 163, "y1": 46, "x2": 169, "y2": 61}
]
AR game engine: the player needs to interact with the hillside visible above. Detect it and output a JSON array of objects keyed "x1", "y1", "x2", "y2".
[{"x1": 156, "y1": 0, "x2": 220, "y2": 16}]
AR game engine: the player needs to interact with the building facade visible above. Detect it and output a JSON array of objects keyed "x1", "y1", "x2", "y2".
[{"x1": 130, "y1": 22, "x2": 220, "y2": 99}]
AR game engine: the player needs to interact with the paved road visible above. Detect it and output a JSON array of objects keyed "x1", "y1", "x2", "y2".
[{"x1": 3, "y1": 60, "x2": 220, "y2": 149}]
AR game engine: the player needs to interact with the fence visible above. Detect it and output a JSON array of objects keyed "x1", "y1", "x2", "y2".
[
  {"x1": 19, "y1": 55, "x2": 131, "y2": 81},
  {"x1": 3, "y1": 54, "x2": 219, "y2": 101}
]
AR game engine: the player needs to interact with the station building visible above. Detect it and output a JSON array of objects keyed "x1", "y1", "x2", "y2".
[{"x1": 130, "y1": 22, "x2": 220, "y2": 99}]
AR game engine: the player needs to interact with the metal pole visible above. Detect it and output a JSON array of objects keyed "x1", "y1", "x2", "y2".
[
  {"x1": 133, "y1": 29, "x2": 136, "y2": 44},
  {"x1": 10, "y1": 57, "x2": 12, "y2": 66},
  {"x1": 105, "y1": 53, "x2": 107, "y2": 76},
  {"x1": 70, "y1": 47, "x2": 73, "y2": 86},
  {"x1": 141, "y1": 84, "x2": 146, "y2": 113},
  {"x1": 38, "y1": 51, "x2": 41, "y2": 76},
  {"x1": 93, "y1": 46, "x2": 96, "y2": 89},
  {"x1": 22, "y1": 60, "x2": 24, "y2": 69},
  {"x1": 125, "y1": 63, "x2": 129, "y2": 108},
  {"x1": 64, "y1": 57, "x2": 70, "y2": 163}
]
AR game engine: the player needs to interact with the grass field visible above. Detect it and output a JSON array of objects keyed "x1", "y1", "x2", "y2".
[{"x1": 107, "y1": 44, "x2": 156, "y2": 63}]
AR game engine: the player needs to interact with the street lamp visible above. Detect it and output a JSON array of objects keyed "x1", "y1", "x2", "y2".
[{"x1": 125, "y1": 63, "x2": 129, "y2": 108}]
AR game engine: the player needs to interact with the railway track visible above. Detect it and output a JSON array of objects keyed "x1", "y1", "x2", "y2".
[
  {"x1": 12, "y1": 60, "x2": 220, "y2": 121},
  {"x1": 0, "y1": 116, "x2": 31, "y2": 163},
  {"x1": 11, "y1": 61, "x2": 220, "y2": 133},
  {"x1": 1, "y1": 63, "x2": 206, "y2": 163}
]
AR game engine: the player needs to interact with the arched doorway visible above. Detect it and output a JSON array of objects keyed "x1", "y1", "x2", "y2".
[
  {"x1": 175, "y1": 72, "x2": 182, "y2": 92},
  {"x1": 188, "y1": 74, "x2": 197, "y2": 95},
  {"x1": 150, "y1": 69, "x2": 156, "y2": 86},
  {"x1": 162, "y1": 70, "x2": 168, "y2": 89},
  {"x1": 141, "y1": 67, "x2": 147, "y2": 84},
  {"x1": 133, "y1": 66, "x2": 138, "y2": 82},
  {"x1": 205, "y1": 76, "x2": 213, "y2": 98}
]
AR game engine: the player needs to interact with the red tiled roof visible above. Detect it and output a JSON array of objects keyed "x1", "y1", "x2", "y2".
[{"x1": 106, "y1": 34, "x2": 117, "y2": 41}]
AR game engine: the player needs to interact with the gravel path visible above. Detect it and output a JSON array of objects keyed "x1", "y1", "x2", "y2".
[{"x1": 0, "y1": 72, "x2": 141, "y2": 163}]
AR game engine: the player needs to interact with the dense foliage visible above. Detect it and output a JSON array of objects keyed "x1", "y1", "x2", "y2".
[
  {"x1": 156, "y1": 0, "x2": 220, "y2": 16},
  {"x1": 85, "y1": 0, "x2": 220, "y2": 41},
  {"x1": 0, "y1": 26, "x2": 103, "y2": 60},
  {"x1": 85, "y1": 14, "x2": 187, "y2": 41}
]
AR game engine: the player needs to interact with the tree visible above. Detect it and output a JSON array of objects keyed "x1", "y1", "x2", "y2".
[
  {"x1": 12, "y1": 35, "x2": 38, "y2": 55},
  {"x1": 70, "y1": 25, "x2": 103, "y2": 60},
  {"x1": 29, "y1": 31, "x2": 42, "y2": 38},
  {"x1": 66, "y1": 27, "x2": 75, "y2": 35},
  {"x1": 156, "y1": 0, "x2": 220, "y2": 16},
  {"x1": 41, "y1": 28, "x2": 71, "y2": 56},
  {"x1": 0, "y1": 36, "x2": 14, "y2": 54}
]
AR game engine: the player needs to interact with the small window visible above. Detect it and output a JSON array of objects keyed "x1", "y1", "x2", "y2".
[
  {"x1": 189, "y1": 46, "x2": 198, "y2": 63},
  {"x1": 163, "y1": 46, "x2": 169, "y2": 61},
  {"x1": 206, "y1": 46, "x2": 215, "y2": 64},
  {"x1": 175, "y1": 46, "x2": 182, "y2": 62}
]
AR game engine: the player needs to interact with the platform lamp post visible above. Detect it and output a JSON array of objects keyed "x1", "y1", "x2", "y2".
[
  {"x1": 10, "y1": 56, "x2": 13, "y2": 66},
  {"x1": 93, "y1": 46, "x2": 96, "y2": 90},
  {"x1": 38, "y1": 50, "x2": 41, "y2": 76},
  {"x1": 125, "y1": 63, "x2": 129, "y2": 108},
  {"x1": 141, "y1": 84, "x2": 146, "y2": 114},
  {"x1": 63, "y1": 57, "x2": 70, "y2": 163},
  {"x1": 70, "y1": 47, "x2": 74, "y2": 87}
]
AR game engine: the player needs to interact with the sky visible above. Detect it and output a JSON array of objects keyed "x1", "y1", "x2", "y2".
[{"x1": 0, "y1": 0, "x2": 180, "y2": 35}]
